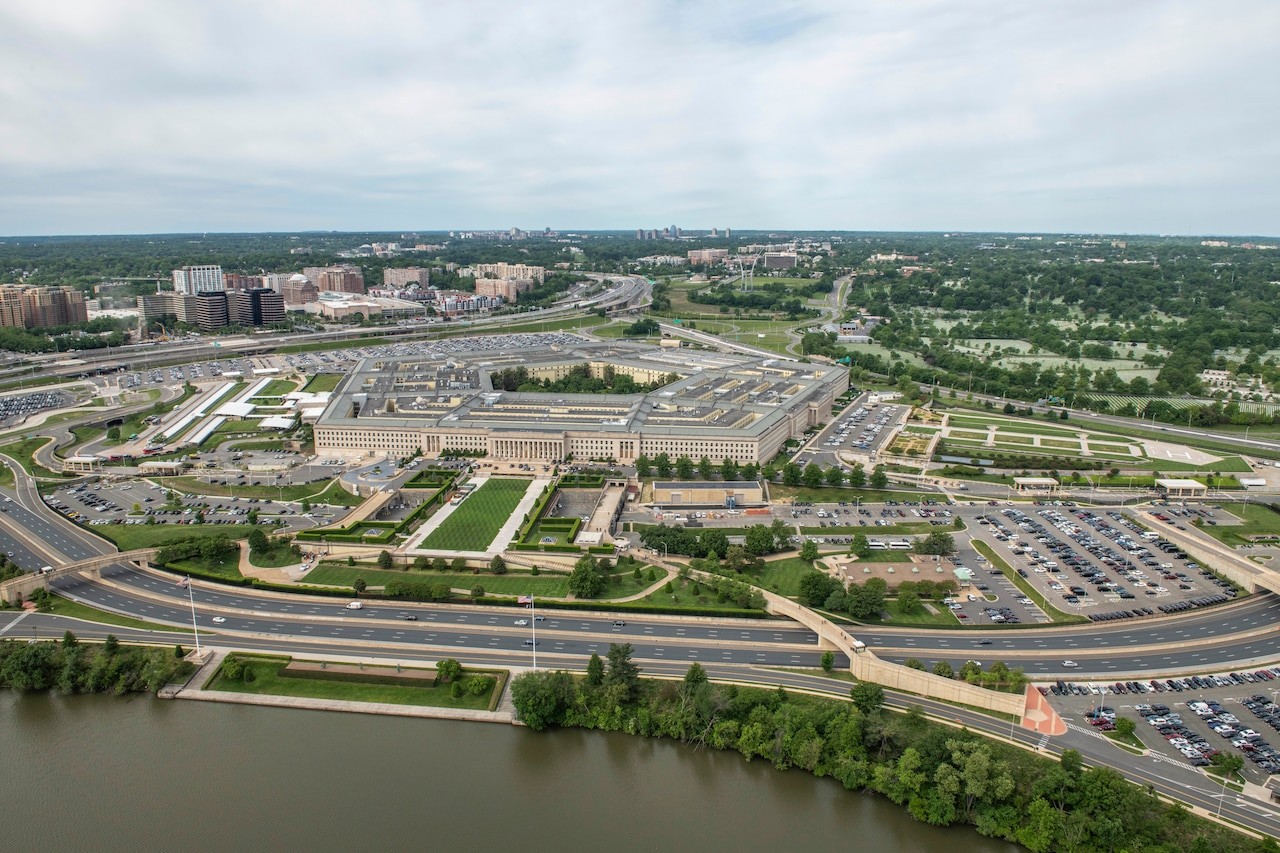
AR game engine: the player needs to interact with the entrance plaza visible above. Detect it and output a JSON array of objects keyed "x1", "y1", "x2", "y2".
[{"x1": 404, "y1": 476, "x2": 551, "y2": 559}]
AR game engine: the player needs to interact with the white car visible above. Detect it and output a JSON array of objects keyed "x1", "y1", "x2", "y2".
[
  {"x1": 212, "y1": 616, "x2": 226, "y2": 624},
  {"x1": 514, "y1": 619, "x2": 529, "y2": 626},
  {"x1": 1062, "y1": 660, "x2": 1079, "y2": 668},
  {"x1": 346, "y1": 601, "x2": 363, "y2": 610}
]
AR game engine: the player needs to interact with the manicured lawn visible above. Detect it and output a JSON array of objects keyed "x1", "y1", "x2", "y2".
[
  {"x1": 251, "y1": 379, "x2": 299, "y2": 399},
  {"x1": 755, "y1": 557, "x2": 816, "y2": 596},
  {"x1": 44, "y1": 593, "x2": 193, "y2": 633},
  {"x1": 1200, "y1": 503, "x2": 1280, "y2": 546},
  {"x1": 155, "y1": 475, "x2": 361, "y2": 505},
  {"x1": 0, "y1": 437, "x2": 69, "y2": 479},
  {"x1": 93, "y1": 523, "x2": 262, "y2": 550},
  {"x1": 301, "y1": 373, "x2": 345, "y2": 393},
  {"x1": 207, "y1": 654, "x2": 504, "y2": 709},
  {"x1": 860, "y1": 607, "x2": 965, "y2": 628},
  {"x1": 638, "y1": 578, "x2": 763, "y2": 612},
  {"x1": 248, "y1": 545, "x2": 298, "y2": 568},
  {"x1": 945, "y1": 414, "x2": 1082, "y2": 437},
  {"x1": 418, "y1": 478, "x2": 531, "y2": 551},
  {"x1": 166, "y1": 554, "x2": 245, "y2": 581},
  {"x1": 303, "y1": 564, "x2": 572, "y2": 597}
]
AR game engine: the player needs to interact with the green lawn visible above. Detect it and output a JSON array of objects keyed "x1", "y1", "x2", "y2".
[
  {"x1": 166, "y1": 554, "x2": 245, "y2": 581},
  {"x1": 44, "y1": 593, "x2": 193, "y2": 633},
  {"x1": 207, "y1": 654, "x2": 503, "y2": 709},
  {"x1": 248, "y1": 545, "x2": 298, "y2": 568},
  {"x1": 301, "y1": 373, "x2": 345, "y2": 393},
  {"x1": 156, "y1": 475, "x2": 360, "y2": 505},
  {"x1": 251, "y1": 379, "x2": 299, "y2": 399},
  {"x1": 860, "y1": 607, "x2": 965, "y2": 628},
  {"x1": 93, "y1": 523, "x2": 262, "y2": 550},
  {"x1": 638, "y1": 577, "x2": 764, "y2": 612},
  {"x1": 945, "y1": 414, "x2": 1083, "y2": 437},
  {"x1": 1200, "y1": 503, "x2": 1280, "y2": 546},
  {"x1": 755, "y1": 557, "x2": 816, "y2": 596},
  {"x1": 304, "y1": 564, "x2": 572, "y2": 597},
  {"x1": 0, "y1": 436, "x2": 68, "y2": 479},
  {"x1": 418, "y1": 478, "x2": 532, "y2": 551}
]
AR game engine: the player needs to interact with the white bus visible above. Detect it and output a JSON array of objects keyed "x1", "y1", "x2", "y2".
[{"x1": 888, "y1": 539, "x2": 912, "y2": 550}]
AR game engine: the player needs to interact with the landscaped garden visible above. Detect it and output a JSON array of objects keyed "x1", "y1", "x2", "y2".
[{"x1": 417, "y1": 477, "x2": 531, "y2": 551}]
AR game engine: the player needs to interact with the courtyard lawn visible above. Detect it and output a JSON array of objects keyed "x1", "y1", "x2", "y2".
[
  {"x1": 418, "y1": 478, "x2": 532, "y2": 551},
  {"x1": 301, "y1": 373, "x2": 345, "y2": 393},
  {"x1": 756, "y1": 557, "x2": 817, "y2": 597},
  {"x1": 207, "y1": 654, "x2": 503, "y2": 709},
  {"x1": 166, "y1": 554, "x2": 245, "y2": 582},
  {"x1": 251, "y1": 378, "x2": 299, "y2": 399}
]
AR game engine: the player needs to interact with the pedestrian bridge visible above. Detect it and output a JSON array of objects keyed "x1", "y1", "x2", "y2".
[{"x1": 0, "y1": 548, "x2": 157, "y2": 602}]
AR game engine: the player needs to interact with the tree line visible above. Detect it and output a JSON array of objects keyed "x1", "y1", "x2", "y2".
[{"x1": 0, "y1": 633, "x2": 191, "y2": 695}]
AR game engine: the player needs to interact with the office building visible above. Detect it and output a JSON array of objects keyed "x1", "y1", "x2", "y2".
[
  {"x1": 194, "y1": 291, "x2": 230, "y2": 332},
  {"x1": 232, "y1": 288, "x2": 286, "y2": 327},
  {"x1": 282, "y1": 275, "x2": 319, "y2": 305},
  {"x1": 763, "y1": 252, "x2": 798, "y2": 270},
  {"x1": 305, "y1": 265, "x2": 366, "y2": 294},
  {"x1": 172, "y1": 265, "x2": 225, "y2": 296},
  {"x1": 475, "y1": 278, "x2": 534, "y2": 302},
  {"x1": 687, "y1": 249, "x2": 729, "y2": 266}
]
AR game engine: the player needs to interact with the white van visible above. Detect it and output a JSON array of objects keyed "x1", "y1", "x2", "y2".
[{"x1": 346, "y1": 601, "x2": 363, "y2": 610}]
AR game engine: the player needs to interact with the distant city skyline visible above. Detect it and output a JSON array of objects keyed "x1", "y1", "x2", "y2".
[{"x1": 1, "y1": 1, "x2": 1277, "y2": 236}]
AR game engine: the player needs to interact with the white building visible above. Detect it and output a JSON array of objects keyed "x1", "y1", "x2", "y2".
[{"x1": 172, "y1": 265, "x2": 226, "y2": 296}]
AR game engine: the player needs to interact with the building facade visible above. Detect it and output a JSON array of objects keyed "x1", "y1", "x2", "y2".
[
  {"x1": 232, "y1": 288, "x2": 286, "y2": 326},
  {"x1": 194, "y1": 291, "x2": 230, "y2": 332},
  {"x1": 382, "y1": 267, "x2": 431, "y2": 287},
  {"x1": 0, "y1": 285, "x2": 89, "y2": 328},
  {"x1": 474, "y1": 277, "x2": 534, "y2": 302},
  {"x1": 172, "y1": 265, "x2": 226, "y2": 296},
  {"x1": 471, "y1": 262, "x2": 544, "y2": 284}
]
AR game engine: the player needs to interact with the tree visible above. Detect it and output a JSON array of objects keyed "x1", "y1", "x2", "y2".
[
  {"x1": 654, "y1": 453, "x2": 672, "y2": 478},
  {"x1": 106, "y1": 426, "x2": 121, "y2": 441},
  {"x1": 470, "y1": 585, "x2": 485, "y2": 598},
  {"x1": 683, "y1": 661, "x2": 708, "y2": 690},
  {"x1": 799, "y1": 539, "x2": 819, "y2": 562},
  {"x1": 1114, "y1": 716, "x2": 1136, "y2": 739},
  {"x1": 1211, "y1": 751, "x2": 1244, "y2": 779},
  {"x1": 697, "y1": 456, "x2": 713, "y2": 480},
  {"x1": 247, "y1": 508, "x2": 259, "y2": 526},
  {"x1": 635, "y1": 454, "x2": 652, "y2": 477},
  {"x1": 247, "y1": 528, "x2": 269, "y2": 553},
  {"x1": 437, "y1": 658, "x2": 462, "y2": 682},
  {"x1": 851, "y1": 533, "x2": 870, "y2": 557},
  {"x1": 850, "y1": 681, "x2": 884, "y2": 715},
  {"x1": 568, "y1": 554, "x2": 605, "y2": 598},
  {"x1": 510, "y1": 670, "x2": 574, "y2": 731},
  {"x1": 782, "y1": 462, "x2": 802, "y2": 487},
  {"x1": 904, "y1": 658, "x2": 926, "y2": 670},
  {"x1": 62, "y1": 630, "x2": 78, "y2": 648},
  {"x1": 102, "y1": 635, "x2": 119, "y2": 656},
  {"x1": 300, "y1": 499, "x2": 311, "y2": 512},
  {"x1": 848, "y1": 464, "x2": 866, "y2": 488},
  {"x1": 743, "y1": 524, "x2": 777, "y2": 556},
  {"x1": 820, "y1": 651, "x2": 835, "y2": 672},
  {"x1": 869, "y1": 466, "x2": 888, "y2": 490},
  {"x1": 377, "y1": 550, "x2": 394, "y2": 570},
  {"x1": 489, "y1": 554, "x2": 507, "y2": 574},
  {"x1": 352, "y1": 577, "x2": 367, "y2": 594},
  {"x1": 897, "y1": 590, "x2": 922, "y2": 614},
  {"x1": 914, "y1": 532, "x2": 955, "y2": 556},
  {"x1": 451, "y1": 557, "x2": 467, "y2": 573},
  {"x1": 676, "y1": 456, "x2": 694, "y2": 480},
  {"x1": 802, "y1": 463, "x2": 824, "y2": 489},
  {"x1": 720, "y1": 458, "x2": 739, "y2": 481},
  {"x1": 585, "y1": 652, "x2": 604, "y2": 686},
  {"x1": 824, "y1": 465, "x2": 845, "y2": 488},
  {"x1": 605, "y1": 643, "x2": 641, "y2": 700},
  {"x1": 798, "y1": 571, "x2": 840, "y2": 607}
]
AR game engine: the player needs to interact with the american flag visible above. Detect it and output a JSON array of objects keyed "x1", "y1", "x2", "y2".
[{"x1": 518, "y1": 595, "x2": 532, "y2": 605}]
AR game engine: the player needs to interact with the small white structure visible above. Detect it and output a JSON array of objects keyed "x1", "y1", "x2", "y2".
[
  {"x1": 1155, "y1": 478, "x2": 1208, "y2": 500},
  {"x1": 1012, "y1": 476, "x2": 1059, "y2": 494}
]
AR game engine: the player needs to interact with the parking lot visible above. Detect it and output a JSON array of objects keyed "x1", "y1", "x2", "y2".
[
  {"x1": 969, "y1": 505, "x2": 1238, "y2": 624},
  {"x1": 0, "y1": 390, "x2": 70, "y2": 427},
  {"x1": 1051, "y1": 668, "x2": 1280, "y2": 784},
  {"x1": 118, "y1": 358, "x2": 262, "y2": 390},
  {"x1": 815, "y1": 400, "x2": 907, "y2": 455}
]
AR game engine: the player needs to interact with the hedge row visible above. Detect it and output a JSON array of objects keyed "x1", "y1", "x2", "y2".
[{"x1": 277, "y1": 665, "x2": 439, "y2": 687}]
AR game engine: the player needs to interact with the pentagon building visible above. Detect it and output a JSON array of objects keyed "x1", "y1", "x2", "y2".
[{"x1": 314, "y1": 334, "x2": 847, "y2": 464}]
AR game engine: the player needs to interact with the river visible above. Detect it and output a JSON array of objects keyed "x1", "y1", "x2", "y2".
[{"x1": 0, "y1": 692, "x2": 1020, "y2": 852}]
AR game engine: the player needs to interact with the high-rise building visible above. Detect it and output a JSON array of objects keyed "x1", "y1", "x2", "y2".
[
  {"x1": 223, "y1": 273, "x2": 263, "y2": 291},
  {"x1": 172, "y1": 265, "x2": 225, "y2": 296},
  {"x1": 306, "y1": 264, "x2": 365, "y2": 294},
  {"x1": 194, "y1": 291, "x2": 230, "y2": 331},
  {"x1": 471, "y1": 262, "x2": 545, "y2": 284},
  {"x1": 0, "y1": 286, "x2": 26, "y2": 328},
  {"x1": 232, "y1": 288, "x2": 286, "y2": 327},
  {"x1": 382, "y1": 267, "x2": 431, "y2": 288},
  {"x1": 724, "y1": 227, "x2": 731, "y2": 240},
  {"x1": 282, "y1": 275, "x2": 319, "y2": 305},
  {"x1": 687, "y1": 249, "x2": 729, "y2": 266},
  {"x1": 19, "y1": 286, "x2": 87, "y2": 328},
  {"x1": 475, "y1": 278, "x2": 534, "y2": 302},
  {"x1": 763, "y1": 252, "x2": 798, "y2": 270}
]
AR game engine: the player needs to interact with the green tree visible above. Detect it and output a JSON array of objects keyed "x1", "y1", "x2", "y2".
[
  {"x1": 568, "y1": 554, "x2": 605, "y2": 598},
  {"x1": 802, "y1": 463, "x2": 824, "y2": 489},
  {"x1": 635, "y1": 454, "x2": 652, "y2": 478},
  {"x1": 869, "y1": 466, "x2": 888, "y2": 490},
  {"x1": 782, "y1": 462, "x2": 802, "y2": 487},
  {"x1": 850, "y1": 681, "x2": 885, "y2": 714},
  {"x1": 676, "y1": 456, "x2": 694, "y2": 480},
  {"x1": 585, "y1": 652, "x2": 605, "y2": 687},
  {"x1": 605, "y1": 643, "x2": 641, "y2": 700},
  {"x1": 509, "y1": 670, "x2": 574, "y2": 731},
  {"x1": 897, "y1": 589, "x2": 922, "y2": 614},
  {"x1": 654, "y1": 453, "x2": 673, "y2": 478},
  {"x1": 451, "y1": 557, "x2": 467, "y2": 573},
  {"x1": 848, "y1": 464, "x2": 866, "y2": 488},
  {"x1": 437, "y1": 658, "x2": 462, "y2": 682},
  {"x1": 799, "y1": 539, "x2": 819, "y2": 562},
  {"x1": 914, "y1": 531, "x2": 956, "y2": 556},
  {"x1": 489, "y1": 554, "x2": 507, "y2": 574},
  {"x1": 720, "y1": 458, "x2": 739, "y2": 481},
  {"x1": 1114, "y1": 716, "x2": 1136, "y2": 739},
  {"x1": 697, "y1": 456, "x2": 713, "y2": 480},
  {"x1": 851, "y1": 533, "x2": 870, "y2": 557},
  {"x1": 352, "y1": 577, "x2": 367, "y2": 594},
  {"x1": 470, "y1": 585, "x2": 485, "y2": 598},
  {"x1": 824, "y1": 465, "x2": 845, "y2": 488},
  {"x1": 377, "y1": 550, "x2": 394, "y2": 570},
  {"x1": 102, "y1": 635, "x2": 119, "y2": 655},
  {"x1": 820, "y1": 651, "x2": 835, "y2": 672},
  {"x1": 246, "y1": 528, "x2": 270, "y2": 553},
  {"x1": 106, "y1": 426, "x2": 121, "y2": 441},
  {"x1": 904, "y1": 658, "x2": 925, "y2": 670}
]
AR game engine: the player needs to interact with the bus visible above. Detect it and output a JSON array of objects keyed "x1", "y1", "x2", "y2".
[
  {"x1": 867, "y1": 539, "x2": 887, "y2": 550},
  {"x1": 888, "y1": 540, "x2": 912, "y2": 550}
]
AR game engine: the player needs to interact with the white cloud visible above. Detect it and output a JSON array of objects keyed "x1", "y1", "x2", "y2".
[{"x1": 0, "y1": 0, "x2": 1276, "y2": 234}]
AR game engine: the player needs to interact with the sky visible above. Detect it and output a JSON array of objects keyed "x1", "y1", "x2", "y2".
[{"x1": 0, "y1": 0, "x2": 1277, "y2": 236}]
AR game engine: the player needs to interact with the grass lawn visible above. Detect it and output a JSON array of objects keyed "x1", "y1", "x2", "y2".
[
  {"x1": 93, "y1": 523, "x2": 262, "y2": 550},
  {"x1": 945, "y1": 414, "x2": 1082, "y2": 437},
  {"x1": 44, "y1": 593, "x2": 193, "y2": 633},
  {"x1": 639, "y1": 578, "x2": 766, "y2": 612},
  {"x1": 301, "y1": 373, "x2": 345, "y2": 393},
  {"x1": 166, "y1": 554, "x2": 244, "y2": 582},
  {"x1": 1199, "y1": 503, "x2": 1280, "y2": 546},
  {"x1": 251, "y1": 379, "x2": 299, "y2": 399},
  {"x1": 156, "y1": 475, "x2": 361, "y2": 505},
  {"x1": 755, "y1": 557, "x2": 816, "y2": 596},
  {"x1": 0, "y1": 436, "x2": 69, "y2": 479},
  {"x1": 303, "y1": 564, "x2": 572, "y2": 597},
  {"x1": 861, "y1": 607, "x2": 964, "y2": 628},
  {"x1": 248, "y1": 545, "x2": 298, "y2": 568},
  {"x1": 207, "y1": 654, "x2": 504, "y2": 709},
  {"x1": 418, "y1": 478, "x2": 531, "y2": 551},
  {"x1": 770, "y1": 485, "x2": 932, "y2": 503}
]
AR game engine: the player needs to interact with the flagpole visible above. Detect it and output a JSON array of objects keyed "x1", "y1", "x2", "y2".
[
  {"x1": 186, "y1": 576, "x2": 202, "y2": 656},
  {"x1": 531, "y1": 596, "x2": 536, "y2": 670}
]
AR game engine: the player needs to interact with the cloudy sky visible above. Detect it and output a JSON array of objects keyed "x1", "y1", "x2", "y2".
[{"x1": 1, "y1": 1, "x2": 1276, "y2": 236}]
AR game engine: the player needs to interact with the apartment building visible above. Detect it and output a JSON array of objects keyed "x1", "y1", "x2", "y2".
[{"x1": 172, "y1": 265, "x2": 225, "y2": 296}]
